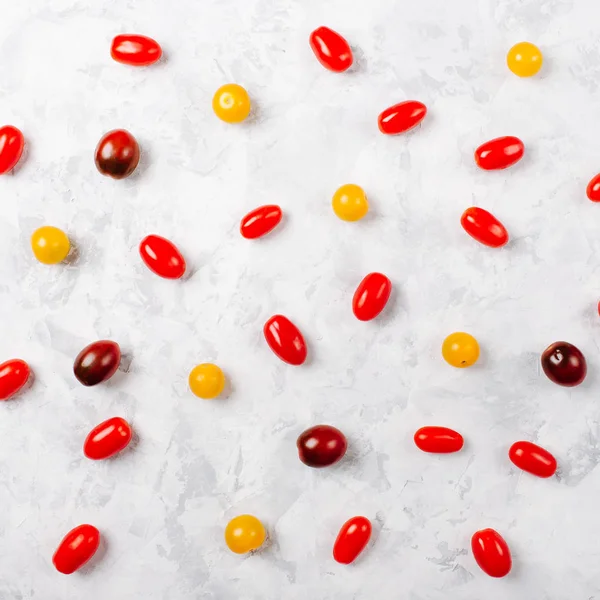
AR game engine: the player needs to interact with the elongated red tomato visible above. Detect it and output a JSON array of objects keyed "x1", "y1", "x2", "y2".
[
  {"x1": 474, "y1": 136, "x2": 524, "y2": 170},
  {"x1": 333, "y1": 516, "x2": 372, "y2": 564},
  {"x1": 0, "y1": 359, "x2": 30, "y2": 400},
  {"x1": 139, "y1": 234, "x2": 186, "y2": 279},
  {"x1": 509, "y1": 441, "x2": 556, "y2": 478},
  {"x1": 460, "y1": 207, "x2": 508, "y2": 248},
  {"x1": 111, "y1": 34, "x2": 162, "y2": 66},
  {"x1": 414, "y1": 426, "x2": 464, "y2": 453},
  {"x1": 471, "y1": 528, "x2": 512, "y2": 578},
  {"x1": 0, "y1": 125, "x2": 24, "y2": 174},
  {"x1": 352, "y1": 273, "x2": 392, "y2": 321},
  {"x1": 378, "y1": 101, "x2": 427, "y2": 135},
  {"x1": 84, "y1": 417, "x2": 132, "y2": 460},
  {"x1": 264, "y1": 315, "x2": 307, "y2": 365},
  {"x1": 240, "y1": 205, "x2": 282, "y2": 239},
  {"x1": 309, "y1": 26, "x2": 353, "y2": 72},
  {"x1": 52, "y1": 524, "x2": 100, "y2": 574},
  {"x1": 587, "y1": 173, "x2": 600, "y2": 202}
]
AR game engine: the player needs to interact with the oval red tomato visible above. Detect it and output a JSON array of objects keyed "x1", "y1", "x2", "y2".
[
  {"x1": 263, "y1": 315, "x2": 307, "y2": 365},
  {"x1": 352, "y1": 273, "x2": 392, "y2": 321},
  {"x1": 52, "y1": 524, "x2": 100, "y2": 574},
  {"x1": 508, "y1": 441, "x2": 556, "y2": 478},
  {"x1": 111, "y1": 34, "x2": 162, "y2": 66},
  {"x1": 309, "y1": 26, "x2": 353, "y2": 73},
  {"x1": 474, "y1": 136, "x2": 524, "y2": 170},
  {"x1": 378, "y1": 101, "x2": 427, "y2": 135},
  {"x1": 587, "y1": 173, "x2": 600, "y2": 202},
  {"x1": 0, "y1": 125, "x2": 24, "y2": 175},
  {"x1": 414, "y1": 426, "x2": 464, "y2": 453},
  {"x1": 139, "y1": 234, "x2": 186, "y2": 279},
  {"x1": 471, "y1": 528, "x2": 512, "y2": 578},
  {"x1": 0, "y1": 359, "x2": 30, "y2": 400},
  {"x1": 333, "y1": 516, "x2": 372, "y2": 564},
  {"x1": 84, "y1": 417, "x2": 133, "y2": 460},
  {"x1": 240, "y1": 205, "x2": 282, "y2": 239},
  {"x1": 460, "y1": 207, "x2": 508, "y2": 248}
]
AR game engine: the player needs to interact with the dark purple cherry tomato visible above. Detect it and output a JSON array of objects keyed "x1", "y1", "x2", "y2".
[
  {"x1": 263, "y1": 315, "x2": 307, "y2": 365},
  {"x1": 541, "y1": 341, "x2": 586, "y2": 387},
  {"x1": 352, "y1": 272, "x2": 392, "y2": 321},
  {"x1": 297, "y1": 424, "x2": 347, "y2": 467},
  {"x1": 378, "y1": 101, "x2": 427, "y2": 135},
  {"x1": 587, "y1": 174, "x2": 600, "y2": 202},
  {"x1": 52, "y1": 524, "x2": 100, "y2": 574},
  {"x1": 474, "y1": 136, "x2": 524, "y2": 170},
  {"x1": 509, "y1": 441, "x2": 557, "y2": 478},
  {"x1": 73, "y1": 340, "x2": 121, "y2": 386},
  {"x1": 414, "y1": 426, "x2": 464, "y2": 453},
  {"x1": 111, "y1": 34, "x2": 162, "y2": 66},
  {"x1": 139, "y1": 234, "x2": 186, "y2": 279},
  {"x1": 240, "y1": 205, "x2": 283, "y2": 239},
  {"x1": 84, "y1": 417, "x2": 132, "y2": 460},
  {"x1": 0, "y1": 359, "x2": 30, "y2": 400},
  {"x1": 471, "y1": 528, "x2": 512, "y2": 578},
  {"x1": 309, "y1": 27, "x2": 353, "y2": 73},
  {"x1": 95, "y1": 129, "x2": 139, "y2": 179},
  {"x1": 0, "y1": 125, "x2": 24, "y2": 174},
  {"x1": 333, "y1": 516, "x2": 372, "y2": 564},
  {"x1": 460, "y1": 207, "x2": 509, "y2": 248}
]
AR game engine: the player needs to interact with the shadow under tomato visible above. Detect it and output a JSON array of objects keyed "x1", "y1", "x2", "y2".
[{"x1": 77, "y1": 533, "x2": 108, "y2": 575}]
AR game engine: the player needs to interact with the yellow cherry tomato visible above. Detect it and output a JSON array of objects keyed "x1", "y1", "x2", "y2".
[
  {"x1": 189, "y1": 363, "x2": 225, "y2": 399},
  {"x1": 225, "y1": 514, "x2": 266, "y2": 554},
  {"x1": 442, "y1": 332, "x2": 480, "y2": 368},
  {"x1": 332, "y1": 184, "x2": 369, "y2": 222},
  {"x1": 507, "y1": 42, "x2": 543, "y2": 77},
  {"x1": 31, "y1": 226, "x2": 70, "y2": 264},
  {"x1": 212, "y1": 84, "x2": 251, "y2": 123}
]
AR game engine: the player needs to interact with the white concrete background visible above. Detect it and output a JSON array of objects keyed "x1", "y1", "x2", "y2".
[{"x1": 1, "y1": 0, "x2": 600, "y2": 598}]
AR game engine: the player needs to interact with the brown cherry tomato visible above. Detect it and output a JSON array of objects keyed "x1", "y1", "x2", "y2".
[
  {"x1": 414, "y1": 426, "x2": 464, "y2": 453},
  {"x1": 460, "y1": 207, "x2": 509, "y2": 248},
  {"x1": 95, "y1": 129, "x2": 140, "y2": 179},
  {"x1": 240, "y1": 205, "x2": 283, "y2": 239},
  {"x1": 111, "y1": 34, "x2": 162, "y2": 66},
  {"x1": 84, "y1": 417, "x2": 132, "y2": 460},
  {"x1": 378, "y1": 101, "x2": 427, "y2": 135},
  {"x1": 471, "y1": 528, "x2": 512, "y2": 578},
  {"x1": 297, "y1": 424, "x2": 347, "y2": 468},
  {"x1": 139, "y1": 234, "x2": 186, "y2": 279},
  {"x1": 333, "y1": 516, "x2": 372, "y2": 564},
  {"x1": 73, "y1": 340, "x2": 121, "y2": 386},
  {"x1": 587, "y1": 173, "x2": 600, "y2": 202},
  {"x1": 0, "y1": 359, "x2": 30, "y2": 400},
  {"x1": 0, "y1": 125, "x2": 24, "y2": 174},
  {"x1": 541, "y1": 341, "x2": 586, "y2": 387},
  {"x1": 508, "y1": 441, "x2": 557, "y2": 478},
  {"x1": 474, "y1": 136, "x2": 524, "y2": 170},
  {"x1": 263, "y1": 315, "x2": 307, "y2": 365},
  {"x1": 52, "y1": 524, "x2": 100, "y2": 574},
  {"x1": 309, "y1": 26, "x2": 353, "y2": 73},
  {"x1": 352, "y1": 272, "x2": 392, "y2": 321}
]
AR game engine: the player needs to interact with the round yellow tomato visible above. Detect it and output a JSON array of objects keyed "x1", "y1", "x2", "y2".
[
  {"x1": 189, "y1": 363, "x2": 225, "y2": 399},
  {"x1": 332, "y1": 184, "x2": 369, "y2": 221},
  {"x1": 442, "y1": 332, "x2": 480, "y2": 368},
  {"x1": 212, "y1": 84, "x2": 251, "y2": 123},
  {"x1": 225, "y1": 514, "x2": 266, "y2": 554},
  {"x1": 31, "y1": 226, "x2": 70, "y2": 264},
  {"x1": 507, "y1": 42, "x2": 543, "y2": 77}
]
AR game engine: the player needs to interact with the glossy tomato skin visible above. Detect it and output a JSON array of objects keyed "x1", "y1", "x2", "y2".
[
  {"x1": 587, "y1": 174, "x2": 600, "y2": 202},
  {"x1": 475, "y1": 136, "x2": 524, "y2": 170},
  {"x1": 263, "y1": 315, "x2": 307, "y2": 365},
  {"x1": 240, "y1": 205, "x2": 283, "y2": 239},
  {"x1": 0, "y1": 126, "x2": 24, "y2": 174},
  {"x1": 414, "y1": 426, "x2": 464, "y2": 453},
  {"x1": 461, "y1": 207, "x2": 508, "y2": 248},
  {"x1": 541, "y1": 341, "x2": 586, "y2": 387},
  {"x1": 297, "y1": 425, "x2": 347, "y2": 467},
  {"x1": 84, "y1": 417, "x2": 132, "y2": 460},
  {"x1": 73, "y1": 340, "x2": 121, "y2": 386},
  {"x1": 111, "y1": 34, "x2": 162, "y2": 66},
  {"x1": 333, "y1": 516, "x2": 372, "y2": 564},
  {"x1": 352, "y1": 273, "x2": 392, "y2": 321},
  {"x1": 509, "y1": 441, "x2": 557, "y2": 478},
  {"x1": 471, "y1": 528, "x2": 512, "y2": 578},
  {"x1": 95, "y1": 129, "x2": 139, "y2": 179},
  {"x1": 139, "y1": 234, "x2": 186, "y2": 279},
  {"x1": 309, "y1": 26, "x2": 353, "y2": 72},
  {"x1": 378, "y1": 101, "x2": 427, "y2": 135},
  {"x1": 52, "y1": 524, "x2": 100, "y2": 574},
  {"x1": 0, "y1": 359, "x2": 30, "y2": 400}
]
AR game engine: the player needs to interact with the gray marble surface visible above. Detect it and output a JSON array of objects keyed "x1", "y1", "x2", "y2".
[{"x1": 1, "y1": 0, "x2": 600, "y2": 598}]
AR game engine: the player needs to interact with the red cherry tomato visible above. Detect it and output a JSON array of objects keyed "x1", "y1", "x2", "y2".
[
  {"x1": 352, "y1": 273, "x2": 392, "y2": 321},
  {"x1": 139, "y1": 234, "x2": 186, "y2": 279},
  {"x1": 84, "y1": 417, "x2": 133, "y2": 460},
  {"x1": 0, "y1": 125, "x2": 24, "y2": 175},
  {"x1": 587, "y1": 173, "x2": 600, "y2": 202},
  {"x1": 474, "y1": 136, "x2": 524, "y2": 170},
  {"x1": 263, "y1": 315, "x2": 307, "y2": 365},
  {"x1": 333, "y1": 516, "x2": 372, "y2": 564},
  {"x1": 460, "y1": 207, "x2": 508, "y2": 248},
  {"x1": 0, "y1": 359, "x2": 30, "y2": 401},
  {"x1": 309, "y1": 26, "x2": 353, "y2": 73},
  {"x1": 240, "y1": 205, "x2": 283, "y2": 239},
  {"x1": 508, "y1": 441, "x2": 556, "y2": 478},
  {"x1": 111, "y1": 34, "x2": 162, "y2": 66},
  {"x1": 52, "y1": 524, "x2": 100, "y2": 574},
  {"x1": 414, "y1": 426, "x2": 464, "y2": 453},
  {"x1": 378, "y1": 101, "x2": 427, "y2": 135},
  {"x1": 471, "y1": 528, "x2": 512, "y2": 578}
]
